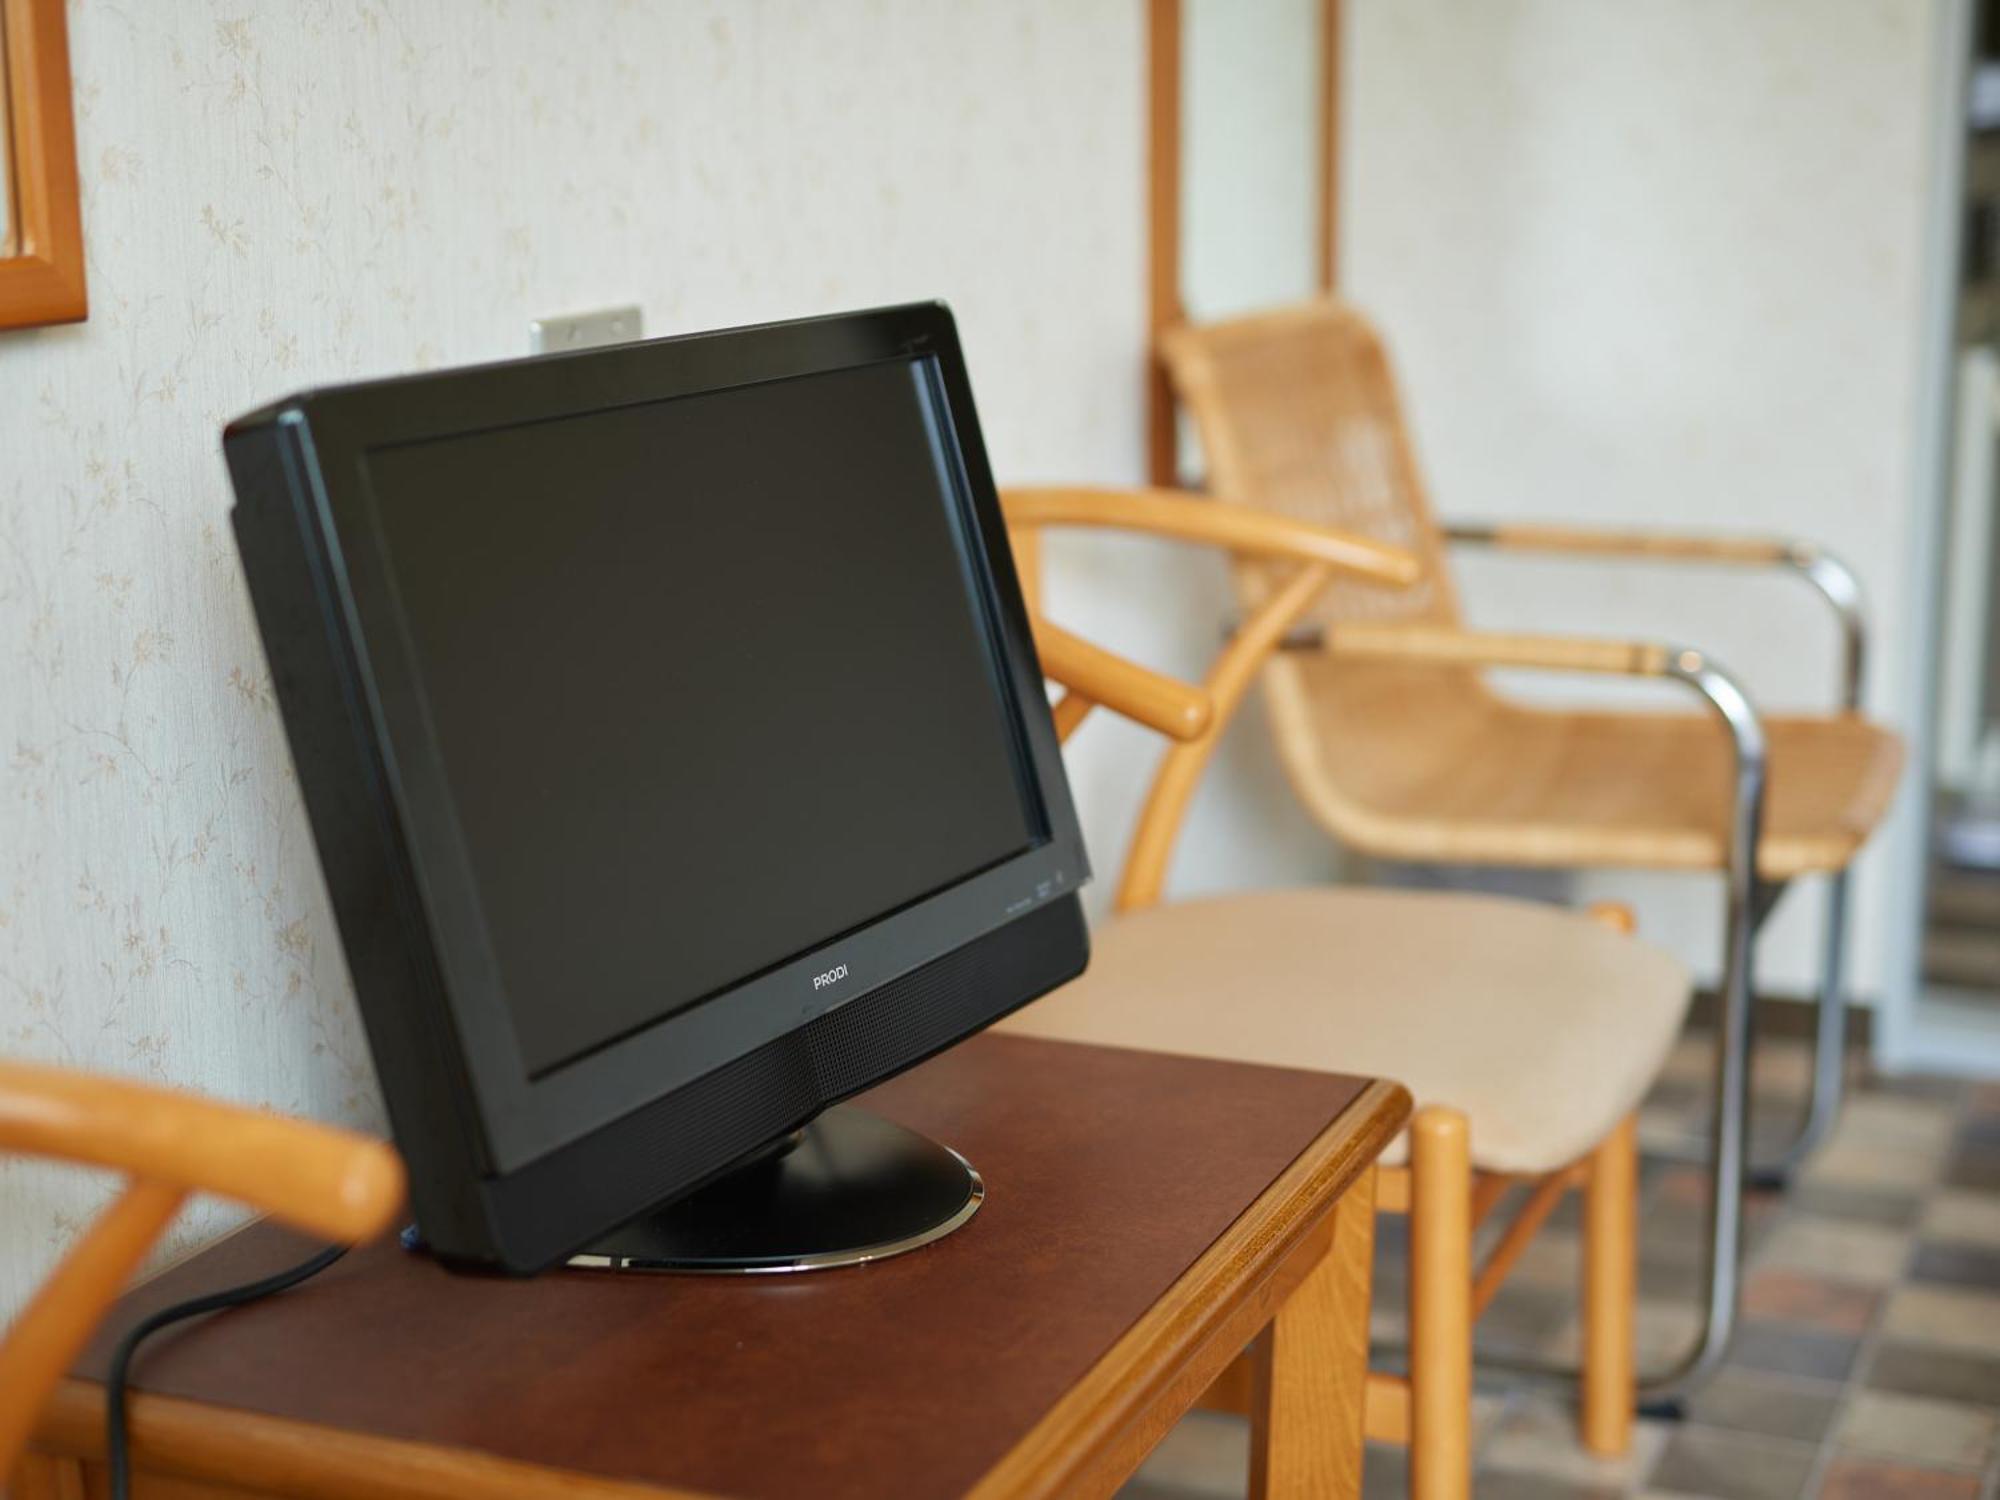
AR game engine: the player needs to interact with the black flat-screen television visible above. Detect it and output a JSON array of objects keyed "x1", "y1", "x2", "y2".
[{"x1": 225, "y1": 302, "x2": 1090, "y2": 1274}]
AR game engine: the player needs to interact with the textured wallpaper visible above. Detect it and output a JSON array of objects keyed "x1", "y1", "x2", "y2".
[{"x1": 0, "y1": 0, "x2": 1145, "y2": 1319}]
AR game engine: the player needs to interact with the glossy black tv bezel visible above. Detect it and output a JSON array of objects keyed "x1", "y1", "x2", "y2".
[{"x1": 226, "y1": 302, "x2": 1090, "y2": 1267}]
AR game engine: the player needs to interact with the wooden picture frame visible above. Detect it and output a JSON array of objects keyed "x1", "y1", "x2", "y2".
[{"x1": 0, "y1": 0, "x2": 86, "y2": 330}]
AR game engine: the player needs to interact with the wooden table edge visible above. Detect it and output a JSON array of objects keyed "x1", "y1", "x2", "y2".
[
  {"x1": 28, "y1": 1379, "x2": 719, "y2": 1500},
  {"x1": 26, "y1": 1076, "x2": 1410, "y2": 1500},
  {"x1": 965, "y1": 1076, "x2": 1411, "y2": 1500}
]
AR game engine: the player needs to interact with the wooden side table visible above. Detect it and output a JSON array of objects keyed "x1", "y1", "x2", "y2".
[{"x1": 23, "y1": 1035, "x2": 1409, "y2": 1500}]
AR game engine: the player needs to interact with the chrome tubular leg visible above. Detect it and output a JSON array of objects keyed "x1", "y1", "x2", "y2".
[
  {"x1": 1741, "y1": 544, "x2": 1865, "y2": 1180},
  {"x1": 1640, "y1": 652, "x2": 1769, "y2": 1401},
  {"x1": 1637, "y1": 871, "x2": 1760, "y2": 1398},
  {"x1": 1752, "y1": 869, "x2": 1851, "y2": 1182}
]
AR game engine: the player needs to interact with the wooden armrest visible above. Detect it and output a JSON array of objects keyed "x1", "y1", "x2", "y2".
[
  {"x1": 1443, "y1": 520, "x2": 1805, "y2": 567},
  {"x1": 1004, "y1": 486, "x2": 1421, "y2": 586},
  {"x1": 1324, "y1": 623, "x2": 1675, "y2": 678},
  {"x1": 0, "y1": 1066, "x2": 405, "y2": 1475},
  {"x1": 0, "y1": 1061, "x2": 405, "y2": 1242},
  {"x1": 1032, "y1": 617, "x2": 1213, "y2": 741}
]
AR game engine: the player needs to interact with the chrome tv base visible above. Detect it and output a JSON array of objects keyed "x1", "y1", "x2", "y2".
[{"x1": 566, "y1": 1105, "x2": 982, "y2": 1274}]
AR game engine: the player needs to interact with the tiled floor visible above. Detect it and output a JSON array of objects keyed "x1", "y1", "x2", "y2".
[{"x1": 1123, "y1": 1032, "x2": 2000, "y2": 1499}]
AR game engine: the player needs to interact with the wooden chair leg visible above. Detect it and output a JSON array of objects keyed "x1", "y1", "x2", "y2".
[
  {"x1": 1581, "y1": 1112, "x2": 1638, "y2": 1456},
  {"x1": 1409, "y1": 1107, "x2": 1471, "y2": 1500}
]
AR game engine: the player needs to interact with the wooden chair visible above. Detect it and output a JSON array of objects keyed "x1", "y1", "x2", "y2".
[
  {"x1": 0, "y1": 1060, "x2": 406, "y2": 1484},
  {"x1": 1157, "y1": 299, "x2": 1904, "y2": 1396},
  {"x1": 999, "y1": 486, "x2": 1694, "y2": 1500}
]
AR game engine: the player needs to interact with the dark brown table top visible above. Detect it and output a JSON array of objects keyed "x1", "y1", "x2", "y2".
[{"x1": 61, "y1": 1035, "x2": 1393, "y2": 1500}]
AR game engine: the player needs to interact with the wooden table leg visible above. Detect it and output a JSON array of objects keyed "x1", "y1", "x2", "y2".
[{"x1": 1248, "y1": 1166, "x2": 1376, "y2": 1500}]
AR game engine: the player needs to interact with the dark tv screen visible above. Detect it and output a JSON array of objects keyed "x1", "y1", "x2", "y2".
[{"x1": 360, "y1": 357, "x2": 1041, "y2": 1078}]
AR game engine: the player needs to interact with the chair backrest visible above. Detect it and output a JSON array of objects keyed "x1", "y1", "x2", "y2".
[
  {"x1": 1156, "y1": 302, "x2": 1511, "y2": 854},
  {"x1": 1159, "y1": 298, "x2": 1460, "y2": 630},
  {"x1": 0, "y1": 1061, "x2": 405, "y2": 1474}
]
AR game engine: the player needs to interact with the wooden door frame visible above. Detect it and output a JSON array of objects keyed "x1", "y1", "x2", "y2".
[{"x1": 1147, "y1": 0, "x2": 1338, "y2": 484}]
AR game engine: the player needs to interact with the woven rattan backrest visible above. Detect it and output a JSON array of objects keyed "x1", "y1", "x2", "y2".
[{"x1": 1159, "y1": 299, "x2": 1458, "y2": 628}]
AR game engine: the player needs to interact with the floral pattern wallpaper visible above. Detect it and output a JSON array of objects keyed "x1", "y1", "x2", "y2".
[{"x1": 0, "y1": 0, "x2": 1147, "y2": 1319}]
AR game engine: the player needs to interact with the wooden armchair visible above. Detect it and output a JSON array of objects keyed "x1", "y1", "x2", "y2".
[
  {"x1": 0, "y1": 1060, "x2": 405, "y2": 1483},
  {"x1": 999, "y1": 487, "x2": 1695, "y2": 1499},
  {"x1": 1158, "y1": 299, "x2": 1904, "y2": 1395}
]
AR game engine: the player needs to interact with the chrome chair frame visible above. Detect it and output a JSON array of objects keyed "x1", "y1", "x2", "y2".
[
  {"x1": 1414, "y1": 533, "x2": 1868, "y2": 1403},
  {"x1": 1354, "y1": 646, "x2": 1762, "y2": 1404},
  {"x1": 1447, "y1": 526, "x2": 1870, "y2": 1185}
]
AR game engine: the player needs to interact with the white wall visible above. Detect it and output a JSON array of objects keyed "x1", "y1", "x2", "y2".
[
  {"x1": 1183, "y1": 0, "x2": 1322, "y2": 322},
  {"x1": 0, "y1": 0, "x2": 1145, "y2": 1321},
  {"x1": 1339, "y1": 0, "x2": 1941, "y2": 996}
]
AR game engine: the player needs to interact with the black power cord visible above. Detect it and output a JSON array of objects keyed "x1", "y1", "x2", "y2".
[{"x1": 106, "y1": 1243, "x2": 346, "y2": 1500}]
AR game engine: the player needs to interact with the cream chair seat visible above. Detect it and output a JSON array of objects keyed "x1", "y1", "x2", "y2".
[{"x1": 999, "y1": 887, "x2": 1689, "y2": 1175}]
